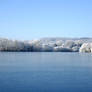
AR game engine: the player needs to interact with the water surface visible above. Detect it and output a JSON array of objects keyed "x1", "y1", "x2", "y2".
[{"x1": 0, "y1": 52, "x2": 92, "y2": 92}]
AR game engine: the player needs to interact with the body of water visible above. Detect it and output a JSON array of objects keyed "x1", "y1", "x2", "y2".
[{"x1": 0, "y1": 52, "x2": 92, "y2": 92}]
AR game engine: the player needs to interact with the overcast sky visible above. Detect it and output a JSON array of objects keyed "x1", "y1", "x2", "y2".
[{"x1": 0, "y1": 0, "x2": 92, "y2": 40}]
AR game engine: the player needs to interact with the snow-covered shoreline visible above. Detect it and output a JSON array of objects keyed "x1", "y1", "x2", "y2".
[{"x1": 0, "y1": 38, "x2": 92, "y2": 53}]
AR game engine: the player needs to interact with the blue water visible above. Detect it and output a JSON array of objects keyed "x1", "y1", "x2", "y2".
[{"x1": 0, "y1": 52, "x2": 92, "y2": 92}]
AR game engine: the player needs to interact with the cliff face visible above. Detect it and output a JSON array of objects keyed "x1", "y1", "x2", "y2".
[{"x1": 0, "y1": 38, "x2": 92, "y2": 52}]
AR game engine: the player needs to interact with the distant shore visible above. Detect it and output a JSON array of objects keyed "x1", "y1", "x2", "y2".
[{"x1": 0, "y1": 37, "x2": 92, "y2": 53}]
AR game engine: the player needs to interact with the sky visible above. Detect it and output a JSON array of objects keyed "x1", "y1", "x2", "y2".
[{"x1": 0, "y1": 0, "x2": 92, "y2": 40}]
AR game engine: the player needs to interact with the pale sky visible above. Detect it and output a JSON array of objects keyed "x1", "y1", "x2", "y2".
[{"x1": 0, "y1": 0, "x2": 92, "y2": 40}]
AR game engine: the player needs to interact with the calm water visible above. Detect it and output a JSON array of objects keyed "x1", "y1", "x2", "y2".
[{"x1": 0, "y1": 52, "x2": 92, "y2": 92}]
